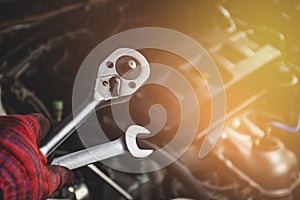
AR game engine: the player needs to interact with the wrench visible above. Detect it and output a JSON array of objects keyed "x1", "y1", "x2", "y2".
[
  {"x1": 51, "y1": 125, "x2": 153, "y2": 170},
  {"x1": 40, "y1": 48, "x2": 150, "y2": 157}
]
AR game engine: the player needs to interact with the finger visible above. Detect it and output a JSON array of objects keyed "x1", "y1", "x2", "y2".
[
  {"x1": 45, "y1": 165, "x2": 74, "y2": 195},
  {"x1": 24, "y1": 113, "x2": 50, "y2": 145}
]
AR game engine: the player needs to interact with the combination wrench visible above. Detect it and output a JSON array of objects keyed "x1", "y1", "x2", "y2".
[{"x1": 51, "y1": 125, "x2": 153, "y2": 170}]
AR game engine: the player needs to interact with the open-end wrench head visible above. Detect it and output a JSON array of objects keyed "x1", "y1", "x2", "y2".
[
  {"x1": 94, "y1": 48, "x2": 150, "y2": 101},
  {"x1": 125, "y1": 125, "x2": 153, "y2": 158}
]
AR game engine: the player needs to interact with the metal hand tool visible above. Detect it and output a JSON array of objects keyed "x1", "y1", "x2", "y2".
[
  {"x1": 40, "y1": 48, "x2": 150, "y2": 157},
  {"x1": 51, "y1": 125, "x2": 153, "y2": 170}
]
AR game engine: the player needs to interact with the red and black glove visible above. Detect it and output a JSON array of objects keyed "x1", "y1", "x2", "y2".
[{"x1": 0, "y1": 114, "x2": 74, "y2": 200}]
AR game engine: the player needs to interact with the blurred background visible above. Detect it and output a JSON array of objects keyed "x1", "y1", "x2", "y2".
[{"x1": 1, "y1": 0, "x2": 300, "y2": 199}]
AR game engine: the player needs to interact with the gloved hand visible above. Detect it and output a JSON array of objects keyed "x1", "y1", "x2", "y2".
[{"x1": 0, "y1": 114, "x2": 74, "y2": 200}]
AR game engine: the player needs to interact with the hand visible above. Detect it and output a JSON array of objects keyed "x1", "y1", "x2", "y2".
[{"x1": 0, "y1": 114, "x2": 74, "y2": 200}]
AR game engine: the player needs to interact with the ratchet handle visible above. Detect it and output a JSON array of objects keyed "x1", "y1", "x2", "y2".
[
  {"x1": 40, "y1": 100, "x2": 100, "y2": 157},
  {"x1": 40, "y1": 112, "x2": 73, "y2": 150},
  {"x1": 51, "y1": 138, "x2": 126, "y2": 170}
]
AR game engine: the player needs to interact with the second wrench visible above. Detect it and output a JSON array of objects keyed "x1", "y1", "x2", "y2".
[{"x1": 51, "y1": 125, "x2": 153, "y2": 170}]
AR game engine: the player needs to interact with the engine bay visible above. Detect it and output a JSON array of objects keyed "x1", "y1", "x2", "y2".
[{"x1": 1, "y1": 0, "x2": 300, "y2": 199}]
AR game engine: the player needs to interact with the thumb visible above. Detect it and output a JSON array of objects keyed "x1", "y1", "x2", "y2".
[{"x1": 43, "y1": 165, "x2": 74, "y2": 197}]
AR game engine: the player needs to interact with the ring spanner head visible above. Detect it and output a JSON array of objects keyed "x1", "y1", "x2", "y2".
[{"x1": 94, "y1": 48, "x2": 150, "y2": 101}]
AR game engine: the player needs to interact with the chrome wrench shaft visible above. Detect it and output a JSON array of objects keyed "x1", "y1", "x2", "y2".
[
  {"x1": 51, "y1": 138, "x2": 126, "y2": 170},
  {"x1": 40, "y1": 99, "x2": 101, "y2": 157}
]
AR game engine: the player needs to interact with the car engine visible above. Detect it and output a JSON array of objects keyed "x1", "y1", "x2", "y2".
[{"x1": 1, "y1": 0, "x2": 300, "y2": 199}]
